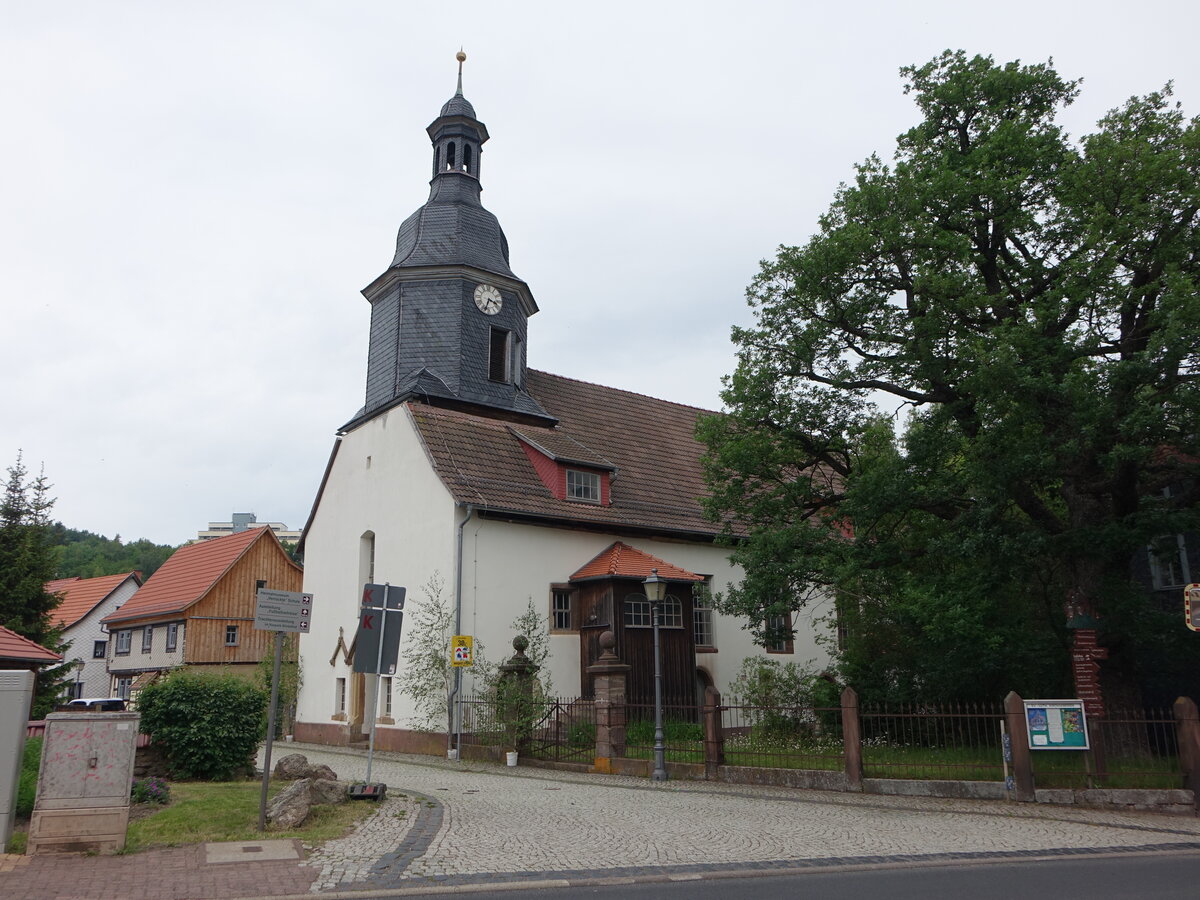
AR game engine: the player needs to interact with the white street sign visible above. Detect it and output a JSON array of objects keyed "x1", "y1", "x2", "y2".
[{"x1": 254, "y1": 589, "x2": 313, "y2": 633}]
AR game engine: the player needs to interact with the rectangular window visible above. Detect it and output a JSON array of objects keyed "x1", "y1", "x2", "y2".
[
  {"x1": 93, "y1": 640, "x2": 107, "y2": 659},
  {"x1": 764, "y1": 612, "x2": 794, "y2": 654},
  {"x1": 379, "y1": 676, "x2": 393, "y2": 719},
  {"x1": 624, "y1": 595, "x2": 651, "y2": 628},
  {"x1": 1149, "y1": 535, "x2": 1190, "y2": 589},
  {"x1": 115, "y1": 676, "x2": 133, "y2": 700},
  {"x1": 566, "y1": 469, "x2": 601, "y2": 503},
  {"x1": 488, "y1": 327, "x2": 511, "y2": 382},
  {"x1": 116, "y1": 630, "x2": 132, "y2": 655},
  {"x1": 693, "y1": 587, "x2": 714, "y2": 648},
  {"x1": 225, "y1": 624, "x2": 240, "y2": 646},
  {"x1": 142, "y1": 626, "x2": 154, "y2": 653},
  {"x1": 166, "y1": 623, "x2": 178, "y2": 652},
  {"x1": 335, "y1": 677, "x2": 347, "y2": 717},
  {"x1": 70, "y1": 681, "x2": 85, "y2": 700},
  {"x1": 551, "y1": 588, "x2": 575, "y2": 632}
]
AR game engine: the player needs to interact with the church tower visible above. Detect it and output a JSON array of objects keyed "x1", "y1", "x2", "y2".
[{"x1": 352, "y1": 52, "x2": 555, "y2": 428}]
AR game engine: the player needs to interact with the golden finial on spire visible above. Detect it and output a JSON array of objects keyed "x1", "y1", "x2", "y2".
[{"x1": 456, "y1": 49, "x2": 466, "y2": 95}]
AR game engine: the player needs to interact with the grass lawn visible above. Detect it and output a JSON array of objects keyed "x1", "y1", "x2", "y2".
[{"x1": 7, "y1": 779, "x2": 384, "y2": 856}]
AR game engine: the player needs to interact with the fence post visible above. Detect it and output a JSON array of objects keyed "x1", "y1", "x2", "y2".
[
  {"x1": 586, "y1": 630, "x2": 630, "y2": 773},
  {"x1": 841, "y1": 686, "x2": 863, "y2": 792},
  {"x1": 703, "y1": 685, "x2": 724, "y2": 779},
  {"x1": 1004, "y1": 691, "x2": 1035, "y2": 802},
  {"x1": 1173, "y1": 696, "x2": 1200, "y2": 809}
]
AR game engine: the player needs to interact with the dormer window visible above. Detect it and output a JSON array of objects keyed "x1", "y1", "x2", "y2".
[{"x1": 566, "y1": 469, "x2": 601, "y2": 503}]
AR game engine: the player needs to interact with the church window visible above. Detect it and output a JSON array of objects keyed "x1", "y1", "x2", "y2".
[
  {"x1": 763, "y1": 612, "x2": 794, "y2": 653},
  {"x1": 489, "y1": 328, "x2": 511, "y2": 382},
  {"x1": 360, "y1": 531, "x2": 376, "y2": 586},
  {"x1": 334, "y1": 677, "x2": 347, "y2": 718},
  {"x1": 550, "y1": 586, "x2": 576, "y2": 632},
  {"x1": 1149, "y1": 534, "x2": 1190, "y2": 589},
  {"x1": 693, "y1": 583, "x2": 714, "y2": 648},
  {"x1": 446, "y1": 142, "x2": 456, "y2": 169},
  {"x1": 624, "y1": 594, "x2": 651, "y2": 628},
  {"x1": 658, "y1": 595, "x2": 684, "y2": 628},
  {"x1": 566, "y1": 469, "x2": 600, "y2": 502},
  {"x1": 379, "y1": 676, "x2": 393, "y2": 719}
]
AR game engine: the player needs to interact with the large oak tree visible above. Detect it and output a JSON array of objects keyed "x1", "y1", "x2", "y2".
[{"x1": 701, "y1": 52, "x2": 1200, "y2": 703}]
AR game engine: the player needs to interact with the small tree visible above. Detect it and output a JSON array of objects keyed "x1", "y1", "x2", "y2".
[
  {"x1": 136, "y1": 669, "x2": 267, "y2": 780},
  {"x1": 731, "y1": 657, "x2": 822, "y2": 738},
  {"x1": 255, "y1": 636, "x2": 302, "y2": 737},
  {"x1": 507, "y1": 598, "x2": 553, "y2": 696},
  {"x1": 397, "y1": 574, "x2": 460, "y2": 732}
]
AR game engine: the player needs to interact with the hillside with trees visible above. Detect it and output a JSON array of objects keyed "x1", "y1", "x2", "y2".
[{"x1": 50, "y1": 525, "x2": 178, "y2": 580}]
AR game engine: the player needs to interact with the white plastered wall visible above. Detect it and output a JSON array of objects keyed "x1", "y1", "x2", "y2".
[{"x1": 295, "y1": 407, "x2": 458, "y2": 729}]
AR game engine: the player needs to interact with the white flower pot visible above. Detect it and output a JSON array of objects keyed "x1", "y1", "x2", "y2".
[
  {"x1": 505, "y1": 751, "x2": 518, "y2": 767},
  {"x1": 447, "y1": 749, "x2": 459, "y2": 761}
]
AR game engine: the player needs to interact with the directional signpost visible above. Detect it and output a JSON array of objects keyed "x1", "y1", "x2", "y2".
[
  {"x1": 253, "y1": 588, "x2": 313, "y2": 831},
  {"x1": 354, "y1": 584, "x2": 405, "y2": 786}
]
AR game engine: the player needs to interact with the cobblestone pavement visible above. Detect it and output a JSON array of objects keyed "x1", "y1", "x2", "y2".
[{"x1": 293, "y1": 744, "x2": 1200, "y2": 894}]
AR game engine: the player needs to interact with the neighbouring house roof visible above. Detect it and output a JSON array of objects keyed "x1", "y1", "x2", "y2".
[
  {"x1": 406, "y1": 369, "x2": 723, "y2": 538},
  {"x1": 46, "y1": 572, "x2": 141, "y2": 629},
  {"x1": 0, "y1": 625, "x2": 62, "y2": 664},
  {"x1": 101, "y1": 528, "x2": 292, "y2": 626},
  {"x1": 570, "y1": 542, "x2": 706, "y2": 583}
]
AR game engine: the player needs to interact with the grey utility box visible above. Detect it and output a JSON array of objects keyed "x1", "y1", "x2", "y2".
[
  {"x1": 28, "y1": 710, "x2": 140, "y2": 854},
  {"x1": 0, "y1": 670, "x2": 35, "y2": 849}
]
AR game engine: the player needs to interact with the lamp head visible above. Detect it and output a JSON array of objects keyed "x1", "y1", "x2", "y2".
[{"x1": 643, "y1": 567, "x2": 667, "y2": 604}]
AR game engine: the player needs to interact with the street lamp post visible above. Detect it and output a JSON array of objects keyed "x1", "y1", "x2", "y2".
[{"x1": 643, "y1": 568, "x2": 668, "y2": 782}]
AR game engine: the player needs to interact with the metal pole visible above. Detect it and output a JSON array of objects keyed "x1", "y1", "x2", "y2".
[
  {"x1": 258, "y1": 629, "x2": 284, "y2": 831},
  {"x1": 651, "y1": 598, "x2": 667, "y2": 782},
  {"x1": 366, "y1": 583, "x2": 389, "y2": 785}
]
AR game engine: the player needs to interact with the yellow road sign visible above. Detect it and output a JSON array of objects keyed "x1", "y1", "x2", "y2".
[{"x1": 451, "y1": 634, "x2": 474, "y2": 667}]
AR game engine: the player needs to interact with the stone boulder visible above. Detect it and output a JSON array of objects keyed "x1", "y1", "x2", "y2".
[
  {"x1": 273, "y1": 753, "x2": 338, "y2": 781},
  {"x1": 266, "y1": 777, "x2": 347, "y2": 830}
]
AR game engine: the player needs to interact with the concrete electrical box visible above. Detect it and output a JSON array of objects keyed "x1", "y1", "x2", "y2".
[
  {"x1": 0, "y1": 669, "x2": 35, "y2": 849},
  {"x1": 28, "y1": 709, "x2": 140, "y2": 854}
]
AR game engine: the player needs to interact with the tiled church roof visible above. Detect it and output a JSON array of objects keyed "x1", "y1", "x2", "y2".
[
  {"x1": 570, "y1": 542, "x2": 705, "y2": 582},
  {"x1": 409, "y1": 369, "x2": 723, "y2": 538}
]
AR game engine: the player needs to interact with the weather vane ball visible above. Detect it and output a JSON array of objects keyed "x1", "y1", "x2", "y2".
[{"x1": 456, "y1": 50, "x2": 466, "y2": 63}]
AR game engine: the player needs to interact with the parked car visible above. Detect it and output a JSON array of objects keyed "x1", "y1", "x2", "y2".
[{"x1": 66, "y1": 697, "x2": 127, "y2": 711}]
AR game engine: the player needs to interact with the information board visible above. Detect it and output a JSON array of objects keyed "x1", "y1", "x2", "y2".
[
  {"x1": 253, "y1": 589, "x2": 313, "y2": 633},
  {"x1": 1023, "y1": 699, "x2": 1090, "y2": 750},
  {"x1": 451, "y1": 635, "x2": 474, "y2": 667}
]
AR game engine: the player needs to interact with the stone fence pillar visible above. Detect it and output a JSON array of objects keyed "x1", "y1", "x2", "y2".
[
  {"x1": 586, "y1": 631, "x2": 630, "y2": 771},
  {"x1": 841, "y1": 686, "x2": 863, "y2": 792},
  {"x1": 703, "y1": 685, "x2": 725, "y2": 779},
  {"x1": 1173, "y1": 696, "x2": 1200, "y2": 809},
  {"x1": 1004, "y1": 691, "x2": 1035, "y2": 802}
]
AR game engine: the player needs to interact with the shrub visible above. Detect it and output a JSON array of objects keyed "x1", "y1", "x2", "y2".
[
  {"x1": 136, "y1": 669, "x2": 267, "y2": 780},
  {"x1": 731, "y1": 657, "x2": 822, "y2": 738},
  {"x1": 16, "y1": 737, "x2": 41, "y2": 818},
  {"x1": 131, "y1": 776, "x2": 171, "y2": 804}
]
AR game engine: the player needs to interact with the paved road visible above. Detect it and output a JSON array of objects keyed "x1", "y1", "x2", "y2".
[
  {"x1": 294, "y1": 744, "x2": 1200, "y2": 893},
  {"x1": 4, "y1": 742, "x2": 1199, "y2": 899}
]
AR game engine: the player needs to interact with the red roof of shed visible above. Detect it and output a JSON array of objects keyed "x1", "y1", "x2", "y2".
[
  {"x1": 0, "y1": 625, "x2": 62, "y2": 663},
  {"x1": 570, "y1": 541, "x2": 704, "y2": 583}
]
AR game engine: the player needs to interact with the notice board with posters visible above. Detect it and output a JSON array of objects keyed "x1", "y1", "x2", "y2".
[{"x1": 1023, "y1": 699, "x2": 1090, "y2": 750}]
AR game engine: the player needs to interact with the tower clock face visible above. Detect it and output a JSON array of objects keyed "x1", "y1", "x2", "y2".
[{"x1": 474, "y1": 284, "x2": 503, "y2": 315}]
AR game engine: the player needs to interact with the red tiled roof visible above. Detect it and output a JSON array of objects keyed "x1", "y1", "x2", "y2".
[
  {"x1": 570, "y1": 542, "x2": 705, "y2": 582},
  {"x1": 408, "y1": 370, "x2": 724, "y2": 537},
  {"x1": 0, "y1": 625, "x2": 62, "y2": 663},
  {"x1": 101, "y1": 528, "x2": 273, "y2": 625},
  {"x1": 46, "y1": 572, "x2": 140, "y2": 628}
]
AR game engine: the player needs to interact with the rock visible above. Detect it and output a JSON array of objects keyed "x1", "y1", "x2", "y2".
[
  {"x1": 273, "y1": 753, "x2": 338, "y2": 781},
  {"x1": 309, "y1": 778, "x2": 348, "y2": 805},
  {"x1": 266, "y1": 779, "x2": 313, "y2": 830},
  {"x1": 266, "y1": 776, "x2": 349, "y2": 829}
]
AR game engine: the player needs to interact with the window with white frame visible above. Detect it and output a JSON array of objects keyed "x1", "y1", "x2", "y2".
[
  {"x1": 693, "y1": 585, "x2": 714, "y2": 648},
  {"x1": 551, "y1": 587, "x2": 575, "y2": 632},
  {"x1": 225, "y1": 624, "x2": 240, "y2": 646},
  {"x1": 379, "y1": 676, "x2": 393, "y2": 719},
  {"x1": 166, "y1": 623, "x2": 178, "y2": 652},
  {"x1": 114, "y1": 676, "x2": 133, "y2": 700},
  {"x1": 93, "y1": 640, "x2": 107, "y2": 659},
  {"x1": 1149, "y1": 534, "x2": 1190, "y2": 589},
  {"x1": 142, "y1": 626, "x2": 153, "y2": 653},
  {"x1": 116, "y1": 630, "x2": 132, "y2": 655},
  {"x1": 624, "y1": 594, "x2": 651, "y2": 628},
  {"x1": 335, "y1": 677, "x2": 347, "y2": 718},
  {"x1": 565, "y1": 469, "x2": 601, "y2": 503},
  {"x1": 659, "y1": 595, "x2": 684, "y2": 628}
]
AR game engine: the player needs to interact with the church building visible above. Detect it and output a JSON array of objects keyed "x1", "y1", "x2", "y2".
[{"x1": 293, "y1": 58, "x2": 828, "y2": 750}]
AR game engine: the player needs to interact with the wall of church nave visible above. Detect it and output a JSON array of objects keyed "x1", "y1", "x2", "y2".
[
  {"x1": 459, "y1": 519, "x2": 833, "y2": 701},
  {"x1": 295, "y1": 407, "x2": 459, "y2": 731}
]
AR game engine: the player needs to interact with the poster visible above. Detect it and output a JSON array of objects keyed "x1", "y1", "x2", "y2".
[{"x1": 1023, "y1": 699, "x2": 1089, "y2": 750}]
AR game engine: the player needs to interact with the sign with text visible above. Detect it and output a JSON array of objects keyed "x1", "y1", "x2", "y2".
[
  {"x1": 451, "y1": 635, "x2": 474, "y2": 667},
  {"x1": 1023, "y1": 699, "x2": 1090, "y2": 750},
  {"x1": 253, "y1": 589, "x2": 313, "y2": 633},
  {"x1": 352, "y1": 584, "x2": 405, "y2": 675},
  {"x1": 1186, "y1": 584, "x2": 1200, "y2": 632}
]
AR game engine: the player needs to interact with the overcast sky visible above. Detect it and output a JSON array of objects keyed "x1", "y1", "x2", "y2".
[{"x1": 2, "y1": 1, "x2": 1197, "y2": 547}]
